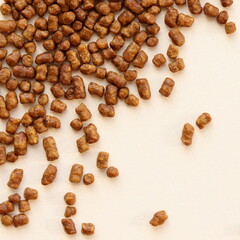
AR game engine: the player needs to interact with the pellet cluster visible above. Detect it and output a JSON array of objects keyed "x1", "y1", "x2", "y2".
[{"x1": 0, "y1": 0, "x2": 235, "y2": 235}]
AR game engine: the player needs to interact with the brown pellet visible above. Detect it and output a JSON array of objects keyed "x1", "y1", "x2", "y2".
[
  {"x1": 95, "y1": 67, "x2": 107, "y2": 79},
  {"x1": 105, "y1": 84, "x2": 118, "y2": 105},
  {"x1": 150, "y1": 210, "x2": 168, "y2": 226},
  {"x1": 102, "y1": 48, "x2": 117, "y2": 60},
  {"x1": 64, "y1": 206, "x2": 77, "y2": 218},
  {"x1": 69, "y1": 164, "x2": 83, "y2": 183},
  {"x1": 6, "y1": 118, "x2": 20, "y2": 135},
  {"x1": 175, "y1": 0, "x2": 186, "y2": 5},
  {"x1": 77, "y1": 43, "x2": 90, "y2": 64},
  {"x1": 34, "y1": 117, "x2": 48, "y2": 134},
  {"x1": 26, "y1": 126, "x2": 38, "y2": 145},
  {"x1": 13, "y1": 214, "x2": 29, "y2": 227},
  {"x1": 29, "y1": 104, "x2": 46, "y2": 118},
  {"x1": 38, "y1": 94, "x2": 48, "y2": 106},
  {"x1": 32, "y1": 81, "x2": 45, "y2": 94},
  {"x1": 88, "y1": 42, "x2": 98, "y2": 53},
  {"x1": 125, "y1": 94, "x2": 139, "y2": 106},
  {"x1": 159, "y1": 78, "x2": 175, "y2": 97},
  {"x1": 146, "y1": 23, "x2": 160, "y2": 35},
  {"x1": 0, "y1": 20, "x2": 17, "y2": 33},
  {"x1": 43, "y1": 136, "x2": 59, "y2": 161},
  {"x1": 0, "y1": 96, "x2": 9, "y2": 119},
  {"x1": 177, "y1": 13, "x2": 194, "y2": 27},
  {"x1": 92, "y1": 53, "x2": 104, "y2": 66},
  {"x1": 64, "y1": 192, "x2": 76, "y2": 205},
  {"x1": 196, "y1": 113, "x2": 212, "y2": 129},
  {"x1": 13, "y1": 65, "x2": 35, "y2": 79},
  {"x1": 80, "y1": 26, "x2": 94, "y2": 41},
  {"x1": 107, "y1": 71, "x2": 127, "y2": 88},
  {"x1": 98, "y1": 104, "x2": 115, "y2": 117},
  {"x1": 24, "y1": 187, "x2": 38, "y2": 200},
  {"x1": 8, "y1": 193, "x2": 21, "y2": 204},
  {"x1": 225, "y1": 22, "x2": 236, "y2": 34},
  {"x1": 19, "y1": 200, "x2": 30, "y2": 213},
  {"x1": 167, "y1": 44, "x2": 179, "y2": 59},
  {"x1": 169, "y1": 58, "x2": 185, "y2": 72},
  {"x1": 136, "y1": 78, "x2": 151, "y2": 100},
  {"x1": 62, "y1": 219, "x2": 77, "y2": 235},
  {"x1": 181, "y1": 123, "x2": 194, "y2": 146},
  {"x1": 0, "y1": 3, "x2": 12, "y2": 15},
  {"x1": 20, "y1": 93, "x2": 36, "y2": 104},
  {"x1": 83, "y1": 173, "x2": 95, "y2": 185},
  {"x1": 6, "y1": 78, "x2": 18, "y2": 91},
  {"x1": 152, "y1": 53, "x2": 166, "y2": 67},
  {"x1": 0, "y1": 68, "x2": 11, "y2": 84},
  {"x1": 6, "y1": 151, "x2": 18, "y2": 163},
  {"x1": 83, "y1": 123, "x2": 100, "y2": 144},
  {"x1": 88, "y1": 82, "x2": 104, "y2": 97},
  {"x1": 133, "y1": 50, "x2": 148, "y2": 68},
  {"x1": 146, "y1": 36, "x2": 159, "y2": 47},
  {"x1": 118, "y1": 10, "x2": 134, "y2": 26},
  {"x1": 0, "y1": 201, "x2": 14, "y2": 215},
  {"x1": 118, "y1": 87, "x2": 129, "y2": 99},
  {"x1": 1, "y1": 215, "x2": 13, "y2": 226},
  {"x1": 169, "y1": 28, "x2": 185, "y2": 46},
  {"x1": 0, "y1": 132, "x2": 13, "y2": 145},
  {"x1": 19, "y1": 80, "x2": 31, "y2": 92},
  {"x1": 70, "y1": 119, "x2": 83, "y2": 131},
  {"x1": 14, "y1": 132, "x2": 27, "y2": 156},
  {"x1": 204, "y1": 3, "x2": 219, "y2": 17},
  {"x1": 124, "y1": 0, "x2": 144, "y2": 14},
  {"x1": 148, "y1": 5, "x2": 161, "y2": 14},
  {"x1": 50, "y1": 100, "x2": 67, "y2": 113},
  {"x1": 0, "y1": 146, "x2": 6, "y2": 165},
  {"x1": 47, "y1": 65, "x2": 59, "y2": 83},
  {"x1": 22, "y1": 54, "x2": 33, "y2": 67},
  {"x1": 7, "y1": 169, "x2": 23, "y2": 189},
  {"x1": 97, "y1": 152, "x2": 109, "y2": 169},
  {"x1": 112, "y1": 56, "x2": 129, "y2": 72},
  {"x1": 36, "y1": 52, "x2": 53, "y2": 65},
  {"x1": 72, "y1": 76, "x2": 86, "y2": 99},
  {"x1": 6, "y1": 50, "x2": 21, "y2": 67},
  {"x1": 44, "y1": 115, "x2": 61, "y2": 129},
  {"x1": 17, "y1": 18, "x2": 28, "y2": 30},
  {"x1": 82, "y1": 223, "x2": 95, "y2": 235},
  {"x1": 124, "y1": 70, "x2": 138, "y2": 81},
  {"x1": 121, "y1": 21, "x2": 140, "y2": 38},
  {"x1": 21, "y1": 113, "x2": 33, "y2": 127},
  {"x1": 75, "y1": 103, "x2": 92, "y2": 121},
  {"x1": 110, "y1": 20, "x2": 121, "y2": 34},
  {"x1": 188, "y1": 0, "x2": 202, "y2": 14},
  {"x1": 221, "y1": 0, "x2": 233, "y2": 7},
  {"x1": 106, "y1": 166, "x2": 119, "y2": 178},
  {"x1": 76, "y1": 135, "x2": 89, "y2": 153},
  {"x1": 6, "y1": 91, "x2": 18, "y2": 111},
  {"x1": 110, "y1": 35, "x2": 125, "y2": 51},
  {"x1": 41, "y1": 164, "x2": 57, "y2": 185},
  {"x1": 158, "y1": 0, "x2": 174, "y2": 7},
  {"x1": 24, "y1": 42, "x2": 36, "y2": 54},
  {"x1": 217, "y1": 11, "x2": 228, "y2": 24}
]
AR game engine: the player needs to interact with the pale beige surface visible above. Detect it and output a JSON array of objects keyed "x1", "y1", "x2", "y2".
[{"x1": 1, "y1": 0, "x2": 240, "y2": 239}]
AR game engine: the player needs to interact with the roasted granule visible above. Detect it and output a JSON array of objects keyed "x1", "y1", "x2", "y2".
[
  {"x1": 106, "y1": 166, "x2": 119, "y2": 178},
  {"x1": 75, "y1": 103, "x2": 92, "y2": 121},
  {"x1": 64, "y1": 206, "x2": 77, "y2": 218},
  {"x1": 69, "y1": 164, "x2": 83, "y2": 183},
  {"x1": 152, "y1": 53, "x2": 166, "y2": 67},
  {"x1": 43, "y1": 136, "x2": 59, "y2": 161},
  {"x1": 19, "y1": 200, "x2": 30, "y2": 213},
  {"x1": 62, "y1": 219, "x2": 77, "y2": 235},
  {"x1": 14, "y1": 132, "x2": 27, "y2": 156},
  {"x1": 181, "y1": 123, "x2": 194, "y2": 146},
  {"x1": 70, "y1": 119, "x2": 83, "y2": 131},
  {"x1": 6, "y1": 151, "x2": 18, "y2": 163},
  {"x1": 110, "y1": 35, "x2": 125, "y2": 51},
  {"x1": 88, "y1": 42, "x2": 98, "y2": 53},
  {"x1": 136, "y1": 78, "x2": 151, "y2": 100},
  {"x1": 6, "y1": 118, "x2": 20, "y2": 134},
  {"x1": 97, "y1": 152, "x2": 109, "y2": 169},
  {"x1": 125, "y1": 94, "x2": 139, "y2": 106},
  {"x1": 64, "y1": 192, "x2": 76, "y2": 205},
  {"x1": 118, "y1": 87, "x2": 129, "y2": 99},
  {"x1": 121, "y1": 21, "x2": 140, "y2": 38},
  {"x1": 169, "y1": 28, "x2": 185, "y2": 46},
  {"x1": 112, "y1": 56, "x2": 129, "y2": 72},
  {"x1": 44, "y1": 115, "x2": 61, "y2": 129},
  {"x1": 0, "y1": 96, "x2": 9, "y2": 119},
  {"x1": 225, "y1": 22, "x2": 236, "y2": 34},
  {"x1": 124, "y1": 70, "x2": 138, "y2": 81},
  {"x1": 50, "y1": 100, "x2": 67, "y2": 113},
  {"x1": 6, "y1": 91, "x2": 18, "y2": 111},
  {"x1": 0, "y1": 146, "x2": 6, "y2": 165},
  {"x1": 20, "y1": 93, "x2": 36, "y2": 104},
  {"x1": 6, "y1": 50, "x2": 21, "y2": 67},
  {"x1": 204, "y1": 3, "x2": 219, "y2": 17},
  {"x1": 7, "y1": 168, "x2": 23, "y2": 189},
  {"x1": 196, "y1": 113, "x2": 212, "y2": 129},
  {"x1": 88, "y1": 82, "x2": 104, "y2": 97},
  {"x1": 188, "y1": 0, "x2": 202, "y2": 14},
  {"x1": 124, "y1": 0, "x2": 144, "y2": 14},
  {"x1": 19, "y1": 80, "x2": 31, "y2": 92},
  {"x1": 22, "y1": 54, "x2": 33, "y2": 67},
  {"x1": 118, "y1": 10, "x2": 135, "y2": 26},
  {"x1": 34, "y1": 117, "x2": 48, "y2": 133},
  {"x1": 221, "y1": 0, "x2": 233, "y2": 7},
  {"x1": 83, "y1": 173, "x2": 95, "y2": 185},
  {"x1": 169, "y1": 58, "x2": 185, "y2": 72},
  {"x1": 1, "y1": 215, "x2": 13, "y2": 226},
  {"x1": 146, "y1": 23, "x2": 160, "y2": 35},
  {"x1": 150, "y1": 210, "x2": 168, "y2": 226},
  {"x1": 0, "y1": 201, "x2": 14, "y2": 215},
  {"x1": 38, "y1": 94, "x2": 49, "y2": 105},
  {"x1": 217, "y1": 11, "x2": 228, "y2": 24},
  {"x1": 110, "y1": 20, "x2": 121, "y2": 34},
  {"x1": 98, "y1": 104, "x2": 115, "y2": 117},
  {"x1": 26, "y1": 126, "x2": 38, "y2": 145},
  {"x1": 0, "y1": 68, "x2": 11, "y2": 84},
  {"x1": 105, "y1": 84, "x2": 118, "y2": 105},
  {"x1": 159, "y1": 78, "x2": 175, "y2": 97},
  {"x1": 76, "y1": 136, "x2": 89, "y2": 153},
  {"x1": 21, "y1": 113, "x2": 33, "y2": 127},
  {"x1": 83, "y1": 123, "x2": 100, "y2": 144},
  {"x1": 41, "y1": 164, "x2": 57, "y2": 185},
  {"x1": 82, "y1": 223, "x2": 95, "y2": 235},
  {"x1": 167, "y1": 44, "x2": 179, "y2": 59},
  {"x1": 95, "y1": 67, "x2": 107, "y2": 79},
  {"x1": 24, "y1": 187, "x2": 38, "y2": 200},
  {"x1": 177, "y1": 13, "x2": 194, "y2": 27},
  {"x1": 6, "y1": 78, "x2": 18, "y2": 91},
  {"x1": 8, "y1": 193, "x2": 21, "y2": 204},
  {"x1": 146, "y1": 36, "x2": 159, "y2": 47},
  {"x1": 92, "y1": 53, "x2": 104, "y2": 66},
  {"x1": 13, "y1": 214, "x2": 29, "y2": 227}
]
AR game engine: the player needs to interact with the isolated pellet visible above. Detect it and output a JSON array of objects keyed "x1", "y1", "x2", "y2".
[
  {"x1": 188, "y1": 0, "x2": 202, "y2": 14},
  {"x1": 34, "y1": 118, "x2": 48, "y2": 134},
  {"x1": 62, "y1": 219, "x2": 77, "y2": 235},
  {"x1": 225, "y1": 22, "x2": 236, "y2": 34},
  {"x1": 14, "y1": 132, "x2": 27, "y2": 156},
  {"x1": 196, "y1": 113, "x2": 212, "y2": 129},
  {"x1": 150, "y1": 210, "x2": 168, "y2": 226},
  {"x1": 6, "y1": 118, "x2": 20, "y2": 134},
  {"x1": 69, "y1": 164, "x2": 83, "y2": 183},
  {"x1": 83, "y1": 123, "x2": 100, "y2": 144},
  {"x1": 76, "y1": 136, "x2": 89, "y2": 153},
  {"x1": 50, "y1": 100, "x2": 67, "y2": 113},
  {"x1": 88, "y1": 82, "x2": 104, "y2": 97},
  {"x1": 98, "y1": 104, "x2": 115, "y2": 117},
  {"x1": 0, "y1": 146, "x2": 6, "y2": 165},
  {"x1": 75, "y1": 103, "x2": 91, "y2": 121},
  {"x1": 118, "y1": 87, "x2": 129, "y2": 99},
  {"x1": 7, "y1": 169, "x2": 23, "y2": 189},
  {"x1": 159, "y1": 78, "x2": 175, "y2": 97},
  {"x1": 0, "y1": 132, "x2": 13, "y2": 145},
  {"x1": 152, "y1": 54, "x2": 166, "y2": 67},
  {"x1": 106, "y1": 166, "x2": 119, "y2": 178},
  {"x1": 136, "y1": 79, "x2": 151, "y2": 100},
  {"x1": 181, "y1": 123, "x2": 194, "y2": 146},
  {"x1": 41, "y1": 164, "x2": 57, "y2": 185},
  {"x1": 169, "y1": 28, "x2": 185, "y2": 46},
  {"x1": 167, "y1": 44, "x2": 179, "y2": 59},
  {"x1": 125, "y1": 94, "x2": 139, "y2": 106},
  {"x1": 43, "y1": 137, "x2": 59, "y2": 161},
  {"x1": 169, "y1": 58, "x2": 185, "y2": 72},
  {"x1": 97, "y1": 152, "x2": 109, "y2": 169},
  {"x1": 123, "y1": 42, "x2": 140, "y2": 62},
  {"x1": 0, "y1": 68, "x2": 11, "y2": 84}
]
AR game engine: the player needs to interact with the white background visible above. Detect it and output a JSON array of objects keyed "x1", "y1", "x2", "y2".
[{"x1": 1, "y1": 0, "x2": 240, "y2": 239}]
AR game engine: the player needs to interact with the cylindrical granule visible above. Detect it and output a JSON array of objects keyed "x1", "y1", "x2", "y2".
[{"x1": 43, "y1": 137, "x2": 59, "y2": 161}]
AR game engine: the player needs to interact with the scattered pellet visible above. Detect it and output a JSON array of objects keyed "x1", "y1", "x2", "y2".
[
  {"x1": 98, "y1": 104, "x2": 115, "y2": 117},
  {"x1": 159, "y1": 78, "x2": 175, "y2": 97},
  {"x1": 64, "y1": 192, "x2": 76, "y2": 205},
  {"x1": 125, "y1": 94, "x2": 139, "y2": 107},
  {"x1": 150, "y1": 210, "x2": 168, "y2": 226},
  {"x1": 62, "y1": 218, "x2": 77, "y2": 235},
  {"x1": 0, "y1": 201, "x2": 14, "y2": 215},
  {"x1": 106, "y1": 166, "x2": 119, "y2": 178},
  {"x1": 221, "y1": 0, "x2": 233, "y2": 7},
  {"x1": 43, "y1": 137, "x2": 59, "y2": 161},
  {"x1": 97, "y1": 152, "x2": 109, "y2": 169},
  {"x1": 136, "y1": 78, "x2": 151, "y2": 100},
  {"x1": 14, "y1": 132, "x2": 27, "y2": 156},
  {"x1": 169, "y1": 58, "x2": 185, "y2": 72},
  {"x1": 64, "y1": 206, "x2": 77, "y2": 218},
  {"x1": 8, "y1": 193, "x2": 21, "y2": 204},
  {"x1": 50, "y1": 100, "x2": 67, "y2": 113},
  {"x1": 83, "y1": 123, "x2": 100, "y2": 144},
  {"x1": 7, "y1": 168, "x2": 23, "y2": 189},
  {"x1": 217, "y1": 11, "x2": 228, "y2": 24},
  {"x1": 76, "y1": 136, "x2": 90, "y2": 153},
  {"x1": 82, "y1": 223, "x2": 95, "y2": 235},
  {"x1": 24, "y1": 187, "x2": 38, "y2": 200},
  {"x1": 0, "y1": 146, "x2": 6, "y2": 165},
  {"x1": 152, "y1": 53, "x2": 166, "y2": 67},
  {"x1": 188, "y1": 0, "x2": 202, "y2": 14},
  {"x1": 181, "y1": 123, "x2": 194, "y2": 146},
  {"x1": 19, "y1": 200, "x2": 30, "y2": 213},
  {"x1": 225, "y1": 22, "x2": 236, "y2": 34},
  {"x1": 204, "y1": 3, "x2": 219, "y2": 17},
  {"x1": 169, "y1": 28, "x2": 185, "y2": 46},
  {"x1": 83, "y1": 173, "x2": 95, "y2": 185},
  {"x1": 196, "y1": 113, "x2": 212, "y2": 129},
  {"x1": 1, "y1": 214, "x2": 13, "y2": 226},
  {"x1": 13, "y1": 214, "x2": 29, "y2": 227}
]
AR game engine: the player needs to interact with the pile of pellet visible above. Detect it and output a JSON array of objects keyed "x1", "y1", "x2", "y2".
[{"x1": 0, "y1": 0, "x2": 236, "y2": 235}]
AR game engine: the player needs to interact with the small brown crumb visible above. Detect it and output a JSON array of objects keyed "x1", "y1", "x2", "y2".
[
  {"x1": 204, "y1": 3, "x2": 219, "y2": 17},
  {"x1": 169, "y1": 58, "x2": 185, "y2": 73},
  {"x1": 133, "y1": 50, "x2": 148, "y2": 68},
  {"x1": 64, "y1": 192, "x2": 76, "y2": 205},
  {"x1": 69, "y1": 164, "x2": 83, "y2": 183},
  {"x1": 1, "y1": 214, "x2": 13, "y2": 226},
  {"x1": 13, "y1": 214, "x2": 29, "y2": 227},
  {"x1": 98, "y1": 104, "x2": 115, "y2": 117},
  {"x1": 134, "y1": 30, "x2": 148, "y2": 46},
  {"x1": 152, "y1": 54, "x2": 166, "y2": 67},
  {"x1": 82, "y1": 223, "x2": 95, "y2": 235},
  {"x1": 159, "y1": 78, "x2": 175, "y2": 97},
  {"x1": 34, "y1": 118, "x2": 48, "y2": 134},
  {"x1": 76, "y1": 136, "x2": 90, "y2": 153},
  {"x1": 41, "y1": 164, "x2": 57, "y2": 185},
  {"x1": 125, "y1": 94, "x2": 139, "y2": 107},
  {"x1": 106, "y1": 166, "x2": 119, "y2": 178},
  {"x1": 19, "y1": 200, "x2": 30, "y2": 213},
  {"x1": 196, "y1": 113, "x2": 212, "y2": 129},
  {"x1": 70, "y1": 119, "x2": 83, "y2": 131},
  {"x1": 0, "y1": 132, "x2": 13, "y2": 145},
  {"x1": 75, "y1": 103, "x2": 92, "y2": 121},
  {"x1": 62, "y1": 219, "x2": 77, "y2": 235},
  {"x1": 29, "y1": 104, "x2": 46, "y2": 118},
  {"x1": 225, "y1": 22, "x2": 236, "y2": 34},
  {"x1": 7, "y1": 169, "x2": 23, "y2": 189},
  {"x1": 97, "y1": 152, "x2": 109, "y2": 169},
  {"x1": 21, "y1": 113, "x2": 33, "y2": 127},
  {"x1": 43, "y1": 136, "x2": 59, "y2": 161},
  {"x1": 150, "y1": 210, "x2": 168, "y2": 226},
  {"x1": 83, "y1": 123, "x2": 100, "y2": 144},
  {"x1": 181, "y1": 123, "x2": 194, "y2": 146},
  {"x1": 217, "y1": 11, "x2": 228, "y2": 24},
  {"x1": 83, "y1": 173, "x2": 95, "y2": 185},
  {"x1": 38, "y1": 94, "x2": 49, "y2": 106},
  {"x1": 24, "y1": 187, "x2": 38, "y2": 200},
  {"x1": 64, "y1": 206, "x2": 77, "y2": 218},
  {"x1": 8, "y1": 193, "x2": 21, "y2": 204}
]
